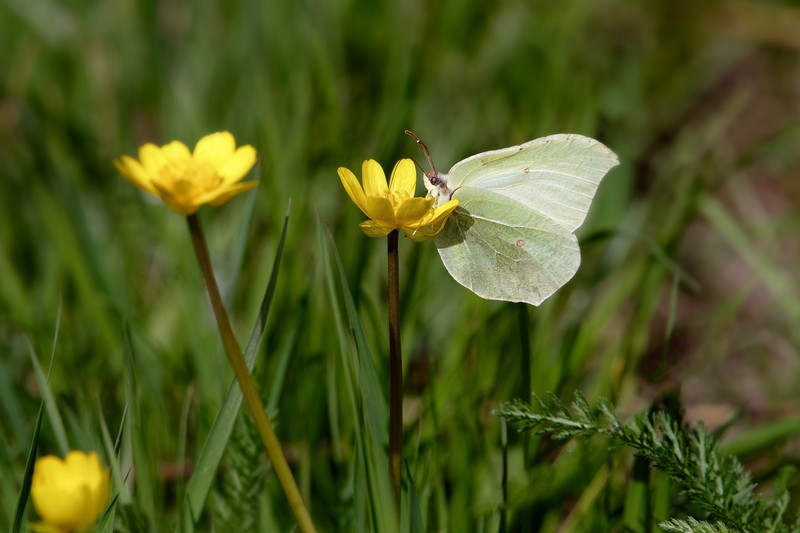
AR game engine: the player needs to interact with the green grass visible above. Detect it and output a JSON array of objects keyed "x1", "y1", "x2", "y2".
[{"x1": 3, "y1": 0, "x2": 800, "y2": 530}]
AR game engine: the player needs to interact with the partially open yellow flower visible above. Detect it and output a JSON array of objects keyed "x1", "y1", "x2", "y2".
[
  {"x1": 115, "y1": 131, "x2": 257, "y2": 215},
  {"x1": 338, "y1": 159, "x2": 458, "y2": 242},
  {"x1": 31, "y1": 451, "x2": 111, "y2": 533}
]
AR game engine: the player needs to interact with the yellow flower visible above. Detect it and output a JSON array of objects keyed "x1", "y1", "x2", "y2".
[
  {"x1": 31, "y1": 451, "x2": 111, "y2": 533},
  {"x1": 115, "y1": 131, "x2": 257, "y2": 215},
  {"x1": 338, "y1": 159, "x2": 459, "y2": 242}
]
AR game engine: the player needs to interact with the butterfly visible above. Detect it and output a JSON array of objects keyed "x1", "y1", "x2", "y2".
[{"x1": 408, "y1": 131, "x2": 619, "y2": 306}]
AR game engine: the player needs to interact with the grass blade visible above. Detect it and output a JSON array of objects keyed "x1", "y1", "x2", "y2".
[
  {"x1": 27, "y1": 342, "x2": 69, "y2": 456},
  {"x1": 319, "y1": 220, "x2": 396, "y2": 532},
  {"x1": 404, "y1": 462, "x2": 423, "y2": 533},
  {"x1": 11, "y1": 312, "x2": 62, "y2": 533},
  {"x1": 10, "y1": 401, "x2": 44, "y2": 533},
  {"x1": 180, "y1": 200, "x2": 291, "y2": 527}
]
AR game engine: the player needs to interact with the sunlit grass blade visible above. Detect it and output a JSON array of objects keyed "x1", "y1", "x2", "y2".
[
  {"x1": 27, "y1": 340, "x2": 69, "y2": 456},
  {"x1": 722, "y1": 416, "x2": 800, "y2": 460},
  {"x1": 10, "y1": 397, "x2": 43, "y2": 533},
  {"x1": 113, "y1": 403, "x2": 128, "y2": 461},
  {"x1": 180, "y1": 201, "x2": 291, "y2": 528},
  {"x1": 11, "y1": 313, "x2": 62, "y2": 533},
  {"x1": 95, "y1": 392, "x2": 121, "y2": 532},
  {"x1": 97, "y1": 398, "x2": 129, "y2": 503},
  {"x1": 94, "y1": 494, "x2": 119, "y2": 533},
  {"x1": 558, "y1": 464, "x2": 609, "y2": 531},
  {"x1": 318, "y1": 218, "x2": 396, "y2": 533},
  {"x1": 27, "y1": 299, "x2": 68, "y2": 455},
  {"x1": 326, "y1": 227, "x2": 389, "y2": 448},
  {"x1": 318, "y1": 220, "x2": 367, "y2": 532}
]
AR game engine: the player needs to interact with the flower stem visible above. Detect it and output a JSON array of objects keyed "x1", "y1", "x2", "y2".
[
  {"x1": 187, "y1": 214, "x2": 316, "y2": 533},
  {"x1": 387, "y1": 229, "x2": 402, "y2": 509}
]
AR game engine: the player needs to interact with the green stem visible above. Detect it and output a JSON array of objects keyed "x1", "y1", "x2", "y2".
[
  {"x1": 187, "y1": 214, "x2": 316, "y2": 533},
  {"x1": 387, "y1": 230, "x2": 402, "y2": 509}
]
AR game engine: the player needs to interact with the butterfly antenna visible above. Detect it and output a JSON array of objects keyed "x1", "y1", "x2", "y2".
[{"x1": 405, "y1": 130, "x2": 437, "y2": 177}]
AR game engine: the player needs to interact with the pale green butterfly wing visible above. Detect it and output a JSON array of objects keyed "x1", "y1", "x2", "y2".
[
  {"x1": 446, "y1": 134, "x2": 619, "y2": 232},
  {"x1": 436, "y1": 187, "x2": 579, "y2": 305},
  {"x1": 434, "y1": 134, "x2": 618, "y2": 305}
]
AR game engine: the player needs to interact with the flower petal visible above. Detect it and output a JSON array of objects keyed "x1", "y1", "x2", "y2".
[
  {"x1": 32, "y1": 455, "x2": 63, "y2": 479},
  {"x1": 420, "y1": 198, "x2": 459, "y2": 225},
  {"x1": 161, "y1": 140, "x2": 191, "y2": 161},
  {"x1": 218, "y1": 145, "x2": 257, "y2": 184},
  {"x1": 388, "y1": 159, "x2": 417, "y2": 197},
  {"x1": 362, "y1": 160, "x2": 388, "y2": 197},
  {"x1": 193, "y1": 131, "x2": 235, "y2": 166},
  {"x1": 338, "y1": 167, "x2": 369, "y2": 214},
  {"x1": 403, "y1": 199, "x2": 459, "y2": 241},
  {"x1": 32, "y1": 483, "x2": 95, "y2": 530},
  {"x1": 402, "y1": 225, "x2": 440, "y2": 242},
  {"x1": 138, "y1": 143, "x2": 168, "y2": 178},
  {"x1": 151, "y1": 181, "x2": 199, "y2": 215},
  {"x1": 394, "y1": 197, "x2": 434, "y2": 226},
  {"x1": 359, "y1": 220, "x2": 393, "y2": 237},
  {"x1": 363, "y1": 195, "x2": 395, "y2": 227},
  {"x1": 114, "y1": 156, "x2": 158, "y2": 194},
  {"x1": 203, "y1": 181, "x2": 259, "y2": 206}
]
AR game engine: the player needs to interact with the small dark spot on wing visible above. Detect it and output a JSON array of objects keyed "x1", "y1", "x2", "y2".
[{"x1": 516, "y1": 239, "x2": 525, "y2": 247}]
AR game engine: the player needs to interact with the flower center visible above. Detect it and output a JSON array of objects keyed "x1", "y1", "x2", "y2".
[{"x1": 157, "y1": 158, "x2": 223, "y2": 199}]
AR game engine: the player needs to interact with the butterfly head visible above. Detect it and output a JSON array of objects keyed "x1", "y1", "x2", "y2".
[
  {"x1": 405, "y1": 130, "x2": 454, "y2": 207},
  {"x1": 423, "y1": 171, "x2": 453, "y2": 207}
]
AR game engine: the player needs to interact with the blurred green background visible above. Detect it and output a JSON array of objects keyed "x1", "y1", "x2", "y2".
[{"x1": 3, "y1": 0, "x2": 800, "y2": 530}]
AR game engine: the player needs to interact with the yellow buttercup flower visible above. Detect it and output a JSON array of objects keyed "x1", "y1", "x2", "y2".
[
  {"x1": 338, "y1": 159, "x2": 459, "y2": 242},
  {"x1": 115, "y1": 131, "x2": 257, "y2": 215},
  {"x1": 31, "y1": 451, "x2": 111, "y2": 533}
]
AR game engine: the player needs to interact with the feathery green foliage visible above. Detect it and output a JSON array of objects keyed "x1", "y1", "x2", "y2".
[
  {"x1": 213, "y1": 415, "x2": 266, "y2": 532},
  {"x1": 498, "y1": 393, "x2": 796, "y2": 532},
  {"x1": 659, "y1": 517, "x2": 734, "y2": 533}
]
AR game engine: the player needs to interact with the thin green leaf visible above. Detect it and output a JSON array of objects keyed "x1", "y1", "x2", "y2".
[
  {"x1": 26, "y1": 341, "x2": 69, "y2": 456},
  {"x1": 405, "y1": 463, "x2": 424, "y2": 533},
  {"x1": 97, "y1": 398, "x2": 129, "y2": 504},
  {"x1": 266, "y1": 331, "x2": 297, "y2": 414},
  {"x1": 94, "y1": 494, "x2": 120, "y2": 533},
  {"x1": 180, "y1": 200, "x2": 290, "y2": 528},
  {"x1": 10, "y1": 311, "x2": 62, "y2": 533},
  {"x1": 10, "y1": 402, "x2": 43, "y2": 533},
  {"x1": 322, "y1": 222, "x2": 396, "y2": 533},
  {"x1": 723, "y1": 417, "x2": 800, "y2": 460}
]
